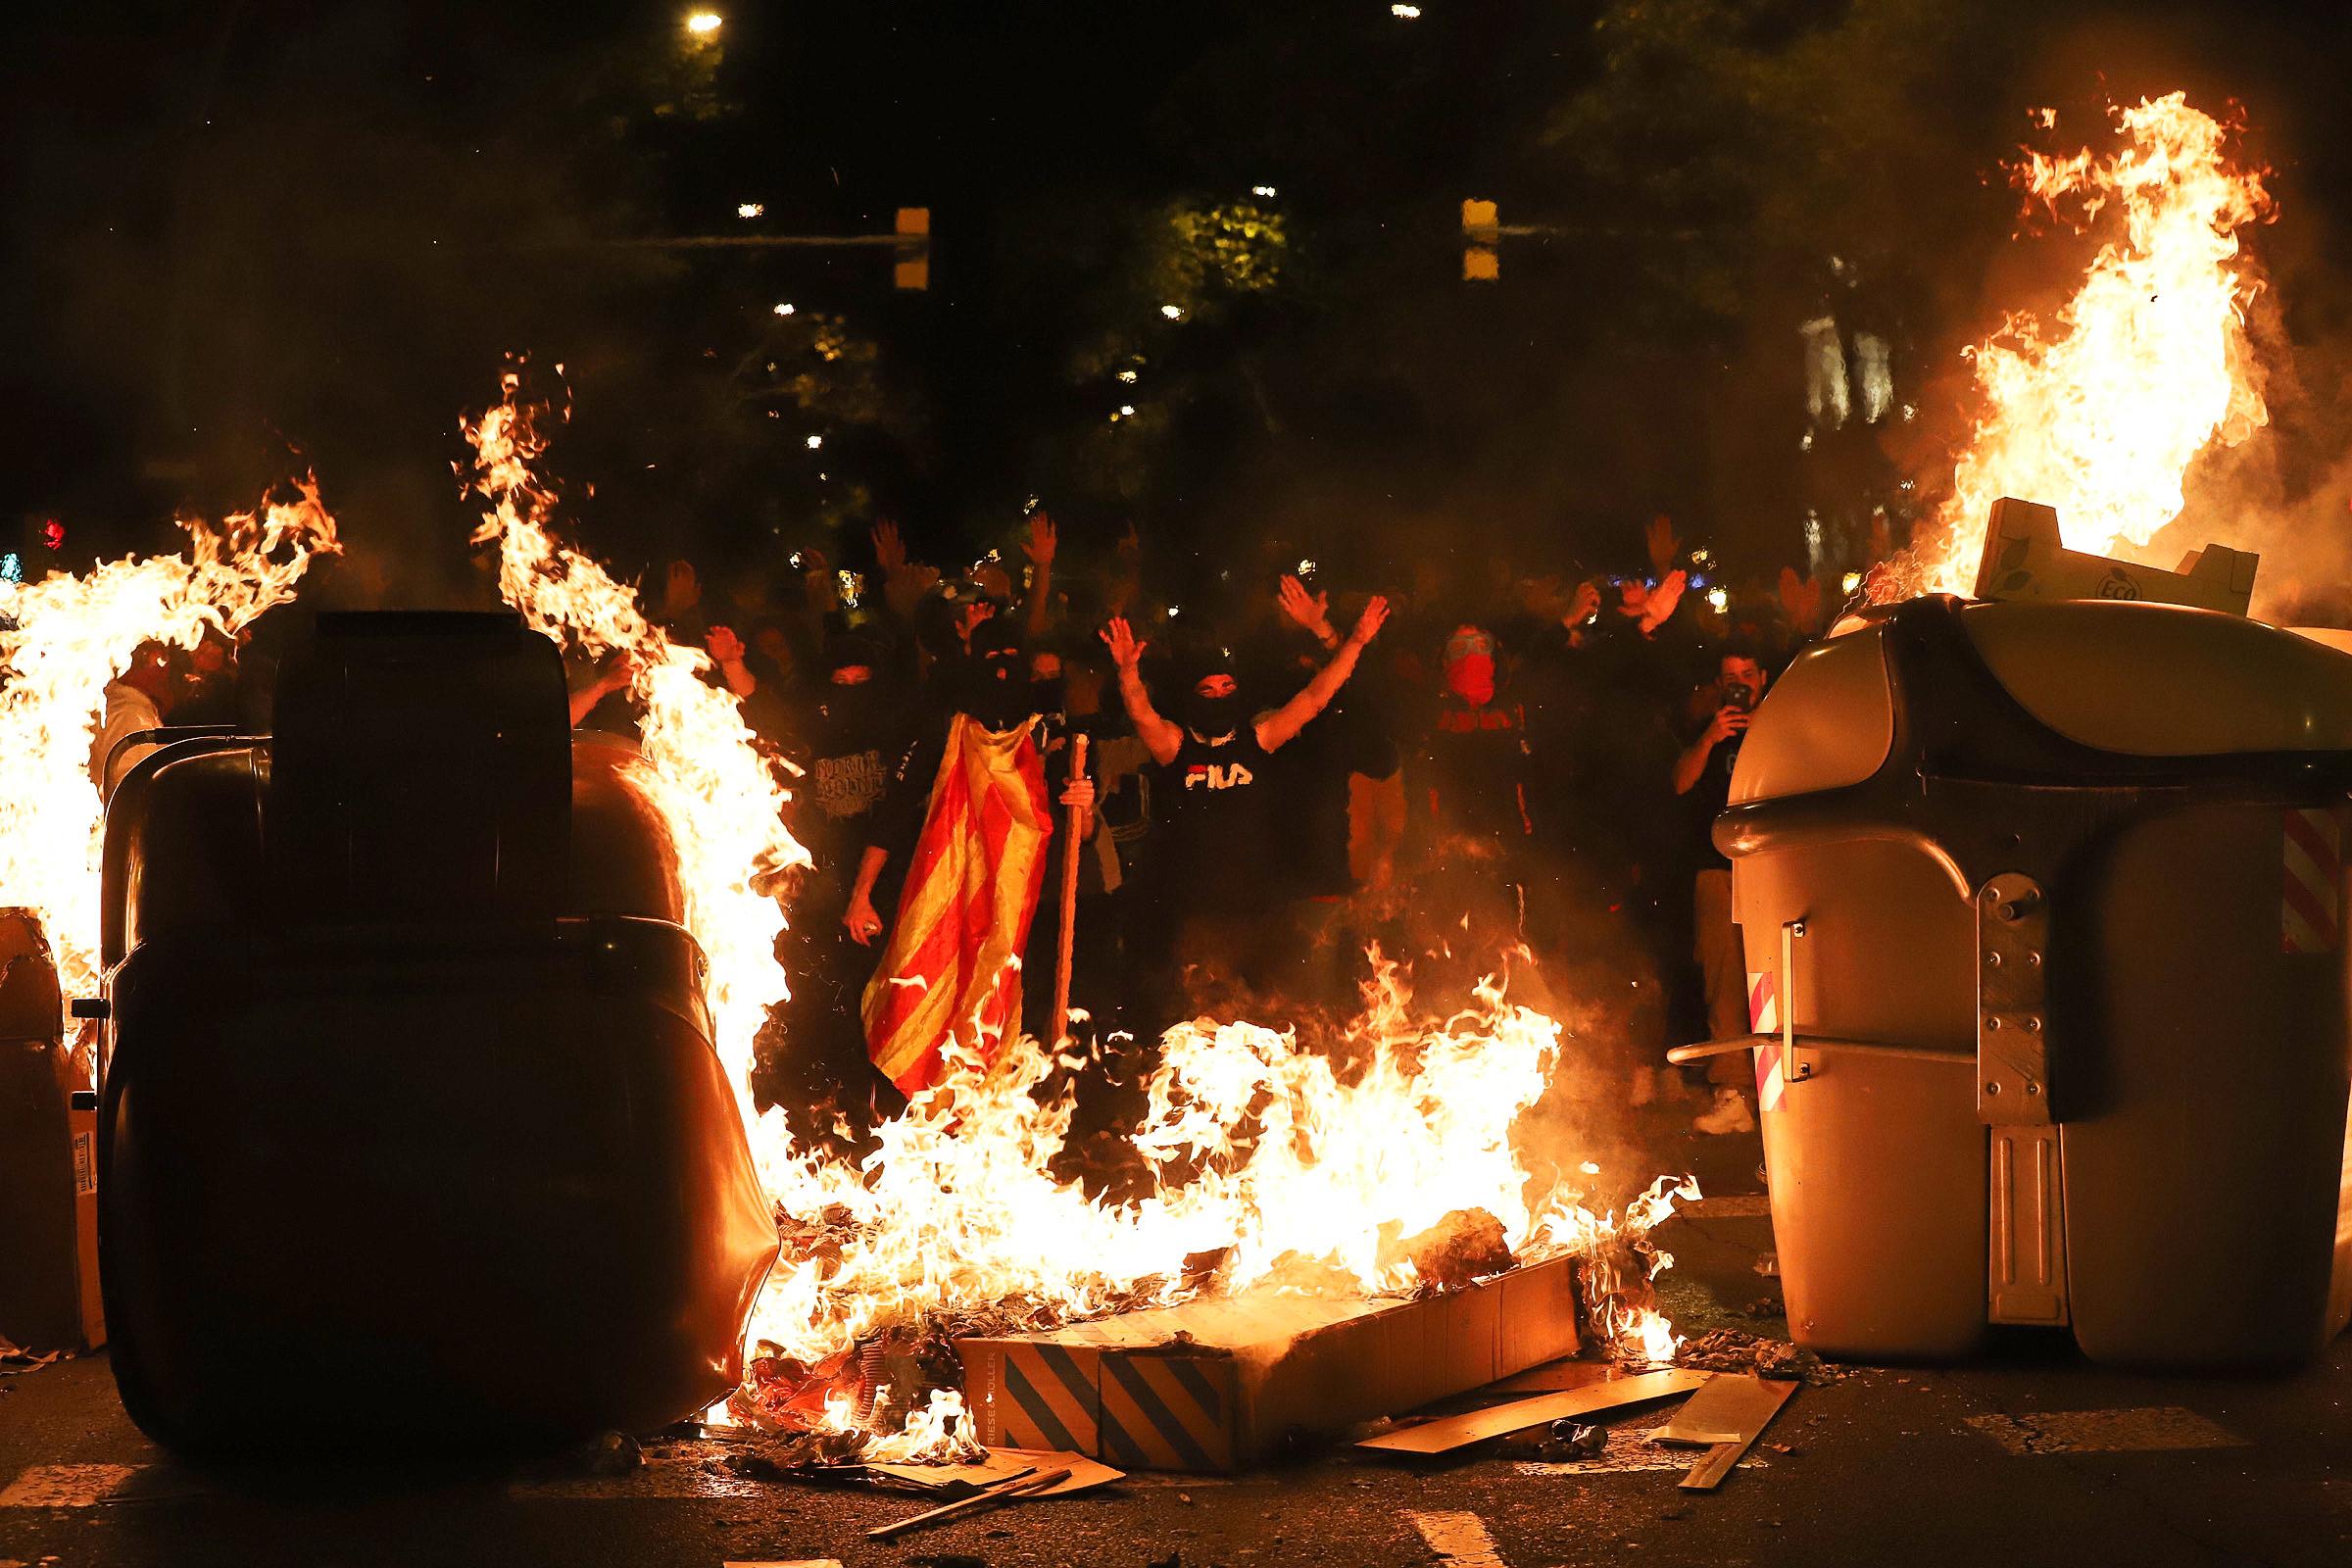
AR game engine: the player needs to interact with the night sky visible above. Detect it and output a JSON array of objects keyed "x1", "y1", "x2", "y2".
[{"x1": 8, "y1": 1, "x2": 2352, "y2": 606}]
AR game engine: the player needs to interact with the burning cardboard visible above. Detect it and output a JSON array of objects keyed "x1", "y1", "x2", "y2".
[
  {"x1": 958, "y1": 1255, "x2": 1580, "y2": 1472},
  {"x1": 1973, "y1": 496, "x2": 2257, "y2": 615}
]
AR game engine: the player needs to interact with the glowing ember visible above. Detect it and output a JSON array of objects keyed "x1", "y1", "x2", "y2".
[
  {"x1": 1881, "y1": 93, "x2": 2271, "y2": 600},
  {"x1": 0, "y1": 480, "x2": 339, "y2": 1010},
  {"x1": 460, "y1": 370, "x2": 1694, "y2": 1454}
]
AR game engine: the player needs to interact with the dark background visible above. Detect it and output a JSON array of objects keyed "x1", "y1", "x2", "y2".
[{"x1": 6, "y1": 1, "x2": 2351, "y2": 604}]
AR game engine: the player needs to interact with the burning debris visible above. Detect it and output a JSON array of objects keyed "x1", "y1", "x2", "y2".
[
  {"x1": 1881, "y1": 92, "x2": 2272, "y2": 600},
  {"x1": 0, "y1": 480, "x2": 339, "y2": 1009},
  {"x1": 459, "y1": 373, "x2": 1700, "y2": 1467}
]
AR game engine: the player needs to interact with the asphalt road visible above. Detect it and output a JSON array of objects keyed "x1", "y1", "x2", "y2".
[{"x1": 7, "y1": 1130, "x2": 2350, "y2": 1568}]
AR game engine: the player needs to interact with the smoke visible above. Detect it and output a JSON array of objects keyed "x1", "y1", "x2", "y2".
[{"x1": 2155, "y1": 278, "x2": 2352, "y2": 624}]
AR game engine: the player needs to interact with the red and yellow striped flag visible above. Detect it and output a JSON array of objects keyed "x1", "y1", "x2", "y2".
[{"x1": 863, "y1": 713, "x2": 1054, "y2": 1094}]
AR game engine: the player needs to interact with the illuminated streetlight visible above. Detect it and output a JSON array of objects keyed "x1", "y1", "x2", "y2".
[
  {"x1": 1251, "y1": 184, "x2": 1277, "y2": 197},
  {"x1": 737, "y1": 202, "x2": 763, "y2": 220},
  {"x1": 772, "y1": 302, "x2": 795, "y2": 317},
  {"x1": 1115, "y1": 368, "x2": 1138, "y2": 383},
  {"x1": 1391, "y1": 3, "x2": 1422, "y2": 17},
  {"x1": 1159, "y1": 304, "x2": 1184, "y2": 320},
  {"x1": 805, "y1": 434, "x2": 823, "y2": 450},
  {"x1": 1118, "y1": 405, "x2": 1136, "y2": 417},
  {"x1": 685, "y1": 12, "x2": 723, "y2": 37}
]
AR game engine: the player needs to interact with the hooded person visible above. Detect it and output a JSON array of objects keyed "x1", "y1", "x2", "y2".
[
  {"x1": 841, "y1": 606, "x2": 1094, "y2": 1097},
  {"x1": 1100, "y1": 593, "x2": 1389, "y2": 1009}
]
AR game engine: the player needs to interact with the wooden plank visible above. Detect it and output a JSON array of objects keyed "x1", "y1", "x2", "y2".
[
  {"x1": 1355, "y1": 1369, "x2": 1710, "y2": 1455},
  {"x1": 865, "y1": 1465, "x2": 1068, "y2": 1540},
  {"x1": 1651, "y1": 1374, "x2": 1795, "y2": 1491},
  {"x1": 1479, "y1": 1358, "x2": 1618, "y2": 1396}
]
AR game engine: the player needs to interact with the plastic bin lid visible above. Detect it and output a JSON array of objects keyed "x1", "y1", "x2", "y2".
[{"x1": 1732, "y1": 598, "x2": 2352, "y2": 806}]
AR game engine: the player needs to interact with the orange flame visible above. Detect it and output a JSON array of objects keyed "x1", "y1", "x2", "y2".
[
  {"x1": 460, "y1": 368, "x2": 808, "y2": 1112},
  {"x1": 1882, "y1": 93, "x2": 2271, "y2": 600},
  {"x1": 0, "y1": 480, "x2": 339, "y2": 1009},
  {"x1": 459, "y1": 371, "x2": 1695, "y2": 1448}
]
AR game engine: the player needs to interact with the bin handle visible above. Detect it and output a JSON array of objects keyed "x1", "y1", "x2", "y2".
[{"x1": 1666, "y1": 1033, "x2": 1975, "y2": 1067}]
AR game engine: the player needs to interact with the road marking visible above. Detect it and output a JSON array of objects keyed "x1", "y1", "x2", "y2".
[
  {"x1": 0, "y1": 1465, "x2": 141, "y2": 1507},
  {"x1": 1966, "y1": 1407, "x2": 2246, "y2": 1455},
  {"x1": 1406, "y1": 1508, "x2": 1507, "y2": 1567}
]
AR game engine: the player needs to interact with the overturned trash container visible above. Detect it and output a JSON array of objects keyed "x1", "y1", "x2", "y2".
[
  {"x1": 1684, "y1": 587, "x2": 2352, "y2": 1371},
  {"x1": 95, "y1": 612, "x2": 779, "y2": 1453}
]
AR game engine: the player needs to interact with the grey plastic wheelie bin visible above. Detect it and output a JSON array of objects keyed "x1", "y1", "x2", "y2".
[{"x1": 1678, "y1": 592, "x2": 2352, "y2": 1370}]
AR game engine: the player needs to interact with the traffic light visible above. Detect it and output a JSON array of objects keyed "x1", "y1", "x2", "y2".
[
  {"x1": 1461, "y1": 199, "x2": 1499, "y2": 281},
  {"x1": 894, "y1": 208, "x2": 930, "y2": 291}
]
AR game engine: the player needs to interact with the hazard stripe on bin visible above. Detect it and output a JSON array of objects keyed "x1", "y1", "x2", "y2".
[
  {"x1": 1748, "y1": 972, "x2": 1786, "y2": 1112},
  {"x1": 2281, "y1": 808, "x2": 2342, "y2": 955}
]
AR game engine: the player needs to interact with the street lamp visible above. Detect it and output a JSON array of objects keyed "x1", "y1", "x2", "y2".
[{"x1": 684, "y1": 12, "x2": 723, "y2": 38}]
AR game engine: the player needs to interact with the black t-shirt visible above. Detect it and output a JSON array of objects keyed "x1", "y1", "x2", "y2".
[
  {"x1": 1684, "y1": 710, "x2": 1742, "y2": 871},
  {"x1": 797, "y1": 687, "x2": 910, "y2": 877},
  {"x1": 1152, "y1": 723, "x2": 1276, "y2": 911},
  {"x1": 1423, "y1": 693, "x2": 1533, "y2": 843}
]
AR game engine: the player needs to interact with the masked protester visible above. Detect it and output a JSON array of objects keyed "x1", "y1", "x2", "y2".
[
  {"x1": 1101, "y1": 595, "x2": 1389, "y2": 1014},
  {"x1": 1422, "y1": 623, "x2": 1534, "y2": 845},
  {"x1": 765, "y1": 632, "x2": 904, "y2": 1137},
  {"x1": 842, "y1": 607, "x2": 1095, "y2": 1098},
  {"x1": 1673, "y1": 644, "x2": 1769, "y2": 1135}
]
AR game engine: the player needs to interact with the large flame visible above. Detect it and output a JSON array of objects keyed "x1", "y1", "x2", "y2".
[
  {"x1": 1883, "y1": 92, "x2": 2271, "y2": 599},
  {"x1": 0, "y1": 481, "x2": 339, "y2": 1006},
  {"x1": 460, "y1": 368, "x2": 808, "y2": 1110},
  {"x1": 459, "y1": 369, "x2": 1695, "y2": 1448}
]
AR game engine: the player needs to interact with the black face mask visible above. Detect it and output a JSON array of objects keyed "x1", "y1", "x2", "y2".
[
  {"x1": 1182, "y1": 690, "x2": 1242, "y2": 738},
  {"x1": 960, "y1": 655, "x2": 1033, "y2": 730}
]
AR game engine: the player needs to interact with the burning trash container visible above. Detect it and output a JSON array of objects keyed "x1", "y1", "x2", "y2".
[
  {"x1": 1678, "y1": 559, "x2": 2352, "y2": 1371},
  {"x1": 93, "y1": 612, "x2": 778, "y2": 1453}
]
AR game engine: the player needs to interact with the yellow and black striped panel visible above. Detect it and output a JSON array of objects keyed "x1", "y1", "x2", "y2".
[
  {"x1": 1096, "y1": 1352, "x2": 1236, "y2": 1472},
  {"x1": 991, "y1": 1342, "x2": 1100, "y2": 1454}
]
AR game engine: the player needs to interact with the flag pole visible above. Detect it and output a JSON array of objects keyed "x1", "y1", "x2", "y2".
[{"x1": 1048, "y1": 733, "x2": 1090, "y2": 1048}]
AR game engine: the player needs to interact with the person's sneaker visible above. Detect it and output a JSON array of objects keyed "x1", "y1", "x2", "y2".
[{"x1": 1692, "y1": 1085, "x2": 1757, "y2": 1135}]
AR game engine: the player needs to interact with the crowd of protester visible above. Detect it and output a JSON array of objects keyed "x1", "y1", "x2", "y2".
[
  {"x1": 92, "y1": 512, "x2": 1840, "y2": 1155},
  {"x1": 594, "y1": 513, "x2": 1838, "y2": 1152}
]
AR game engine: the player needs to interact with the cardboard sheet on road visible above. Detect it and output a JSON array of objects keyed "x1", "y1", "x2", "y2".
[
  {"x1": 1652, "y1": 1372, "x2": 1795, "y2": 1490},
  {"x1": 866, "y1": 1447, "x2": 1123, "y2": 1496},
  {"x1": 1355, "y1": 1368, "x2": 1711, "y2": 1455}
]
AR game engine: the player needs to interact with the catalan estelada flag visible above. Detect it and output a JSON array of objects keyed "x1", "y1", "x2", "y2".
[{"x1": 862, "y1": 713, "x2": 1053, "y2": 1094}]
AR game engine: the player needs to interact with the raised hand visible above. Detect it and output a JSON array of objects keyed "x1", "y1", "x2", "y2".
[
  {"x1": 871, "y1": 519, "x2": 906, "y2": 575},
  {"x1": 1277, "y1": 574, "x2": 1334, "y2": 640},
  {"x1": 1645, "y1": 568, "x2": 1689, "y2": 626},
  {"x1": 1100, "y1": 616, "x2": 1148, "y2": 670},
  {"x1": 1023, "y1": 511, "x2": 1057, "y2": 566},
  {"x1": 705, "y1": 625, "x2": 746, "y2": 665},
  {"x1": 1347, "y1": 595, "x2": 1392, "y2": 648},
  {"x1": 1644, "y1": 513, "x2": 1680, "y2": 576},
  {"x1": 1567, "y1": 578, "x2": 1603, "y2": 626}
]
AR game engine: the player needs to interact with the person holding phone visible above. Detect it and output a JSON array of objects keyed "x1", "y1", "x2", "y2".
[{"x1": 1673, "y1": 645, "x2": 1769, "y2": 1132}]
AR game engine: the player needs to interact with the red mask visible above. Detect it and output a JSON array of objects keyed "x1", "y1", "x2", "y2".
[{"x1": 1446, "y1": 654, "x2": 1495, "y2": 706}]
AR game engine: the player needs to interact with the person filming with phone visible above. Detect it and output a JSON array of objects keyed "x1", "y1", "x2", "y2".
[{"x1": 1672, "y1": 644, "x2": 1769, "y2": 1133}]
